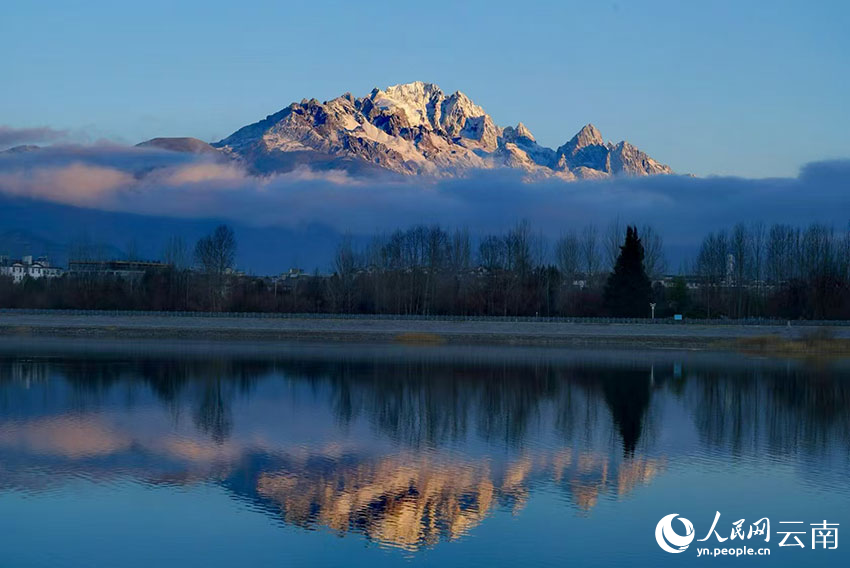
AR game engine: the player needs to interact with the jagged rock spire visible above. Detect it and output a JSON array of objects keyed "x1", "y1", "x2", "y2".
[
  {"x1": 569, "y1": 124, "x2": 605, "y2": 150},
  {"x1": 514, "y1": 122, "x2": 535, "y2": 141}
]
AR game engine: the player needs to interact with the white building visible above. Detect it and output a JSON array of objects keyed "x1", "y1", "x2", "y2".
[{"x1": 0, "y1": 255, "x2": 63, "y2": 284}]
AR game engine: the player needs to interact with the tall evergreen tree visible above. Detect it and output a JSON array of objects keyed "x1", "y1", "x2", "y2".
[{"x1": 603, "y1": 226, "x2": 652, "y2": 317}]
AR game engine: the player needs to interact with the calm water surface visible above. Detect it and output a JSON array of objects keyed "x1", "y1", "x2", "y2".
[{"x1": 0, "y1": 340, "x2": 848, "y2": 567}]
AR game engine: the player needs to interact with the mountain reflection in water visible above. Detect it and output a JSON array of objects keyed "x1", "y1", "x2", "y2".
[{"x1": 0, "y1": 342, "x2": 848, "y2": 558}]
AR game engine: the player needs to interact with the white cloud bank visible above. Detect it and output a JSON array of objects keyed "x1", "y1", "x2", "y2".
[{"x1": 1, "y1": 142, "x2": 848, "y2": 247}]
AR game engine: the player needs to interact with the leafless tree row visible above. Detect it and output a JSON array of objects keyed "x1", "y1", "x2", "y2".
[
  {"x1": 696, "y1": 222, "x2": 850, "y2": 318},
  {"x1": 6, "y1": 220, "x2": 850, "y2": 319}
]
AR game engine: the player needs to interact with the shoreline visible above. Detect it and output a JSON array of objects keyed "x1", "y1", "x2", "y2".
[{"x1": 2, "y1": 313, "x2": 847, "y2": 349}]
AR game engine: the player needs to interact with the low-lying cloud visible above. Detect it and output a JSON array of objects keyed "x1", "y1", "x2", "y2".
[
  {"x1": 0, "y1": 125, "x2": 69, "y2": 148},
  {"x1": 1, "y1": 142, "x2": 849, "y2": 251}
]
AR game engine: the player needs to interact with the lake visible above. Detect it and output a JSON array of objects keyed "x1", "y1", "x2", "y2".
[{"x1": 0, "y1": 339, "x2": 847, "y2": 567}]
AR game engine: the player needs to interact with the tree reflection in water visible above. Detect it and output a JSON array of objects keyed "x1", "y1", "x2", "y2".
[{"x1": 0, "y1": 346, "x2": 848, "y2": 550}]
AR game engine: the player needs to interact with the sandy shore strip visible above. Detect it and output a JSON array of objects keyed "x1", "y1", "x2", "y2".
[{"x1": 1, "y1": 312, "x2": 847, "y2": 348}]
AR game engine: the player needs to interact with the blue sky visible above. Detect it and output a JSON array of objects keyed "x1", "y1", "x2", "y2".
[{"x1": 2, "y1": 0, "x2": 848, "y2": 177}]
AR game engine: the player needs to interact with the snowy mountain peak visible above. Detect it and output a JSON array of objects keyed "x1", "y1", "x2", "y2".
[
  {"x1": 382, "y1": 81, "x2": 443, "y2": 101},
  {"x1": 514, "y1": 122, "x2": 535, "y2": 141},
  {"x1": 207, "y1": 83, "x2": 671, "y2": 179},
  {"x1": 550, "y1": 122, "x2": 672, "y2": 176},
  {"x1": 370, "y1": 82, "x2": 442, "y2": 127},
  {"x1": 572, "y1": 123, "x2": 605, "y2": 148}
]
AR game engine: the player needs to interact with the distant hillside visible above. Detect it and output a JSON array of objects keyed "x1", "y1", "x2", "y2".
[
  {"x1": 0, "y1": 195, "x2": 341, "y2": 274},
  {"x1": 0, "y1": 229, "x2": 66, "y2": 263}
]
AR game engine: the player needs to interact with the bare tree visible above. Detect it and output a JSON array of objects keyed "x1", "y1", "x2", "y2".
[
  {"x1": 478, "y1": 235, "x2": 506, "y2": 271},
  {"x1": 425, "y1": 225, "x2": 448, "y2": 271},
  {"x1": 731, "y1": 224, "x2": 750, "y2": 285},
  {"x1": 731, "y1": 223, "x2": 750, "y2": 316},
  {"x1": 696, "y1": 230, "x2": 729, "y2": 317},
  {"x1": 331, "y1": 234, "x2": 360, "y2": 313},
  {"x1": 555, "y1": 231, "x2": 580, "y2": 281},
  {"x1": 163, "y1": 236, "x2": 189, "y2": 269},
  {"x1": 193, "y1": 225, "x2": 237, "y2": 311},
  {"x1": 640, "y1": 224, "x2": 667, "y2": 281},
  {"x1": 423, "y1": 225, "x2": 449, "y2": 314},
  {"x1": 749, "y1": 222, "x2": 765, "y2": 312},
  {"x1": 505, "y1": 220, "x2": 533, "y2": 276},
  {"x1": 604, "y1": 217, "x2": 623, "y2": 272},
  {"x1": 697, "y1": 231, "x2": 729, "y2": 283},
  {"x1": 839, "y1": 222, "x2": 850, "y2": 283},
  {"x1": 580, "y1": 224, "x2": 600, "y2": 281},
  {"x1": 766, "y1": 224, "x2": 795, "y2": 284},
  {"x1": 194, "y1": 225, "x2": 236, "y2": 276},
  {"x1": 531, "y1": 229, "x2": 548, "y2": 269},
  {"x1": 449, "y1": 228, "x2": 471, "y2": 272},
  {"x1": 802, "y1": 224, "x2": 835, "y2": 279},
  {"x1": 749, "y1": 222, "x2": 765, "y2": 282},
  {"x1": 800, "y1": 223, "x2": 842, "y2": 318}
]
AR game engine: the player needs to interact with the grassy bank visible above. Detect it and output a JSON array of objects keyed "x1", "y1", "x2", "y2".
[
  {"x1": 735, "y1": 330, "x2": 850, "y2": 358},
  {"x1": 2, "y1": 312, "x2": 850, "y2": 353}
]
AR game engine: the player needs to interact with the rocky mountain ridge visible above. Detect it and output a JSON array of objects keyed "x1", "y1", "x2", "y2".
[{"x1": 141, "y1": 81, "x2": 673, "y2": 179}]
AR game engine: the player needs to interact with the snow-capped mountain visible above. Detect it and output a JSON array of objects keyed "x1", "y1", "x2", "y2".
[{"x1": 145, "y1": 82, "x2": 672, "y2": 179}]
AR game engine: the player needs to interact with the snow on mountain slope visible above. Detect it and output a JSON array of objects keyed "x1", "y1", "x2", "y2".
[{"x1": 193, "y1": 82, "x2": 672, "y2": 179}]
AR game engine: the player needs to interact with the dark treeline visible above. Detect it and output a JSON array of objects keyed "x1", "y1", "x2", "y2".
[
  {"x1": 692, "y1": 222, "x2": 850, "y2": 319},
  {"x1": 1, "y1": 220, "x2": 850, "y2": 319},
  {"x1": 319, "y1": 220, "x2": 667, "y2": 317}
]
